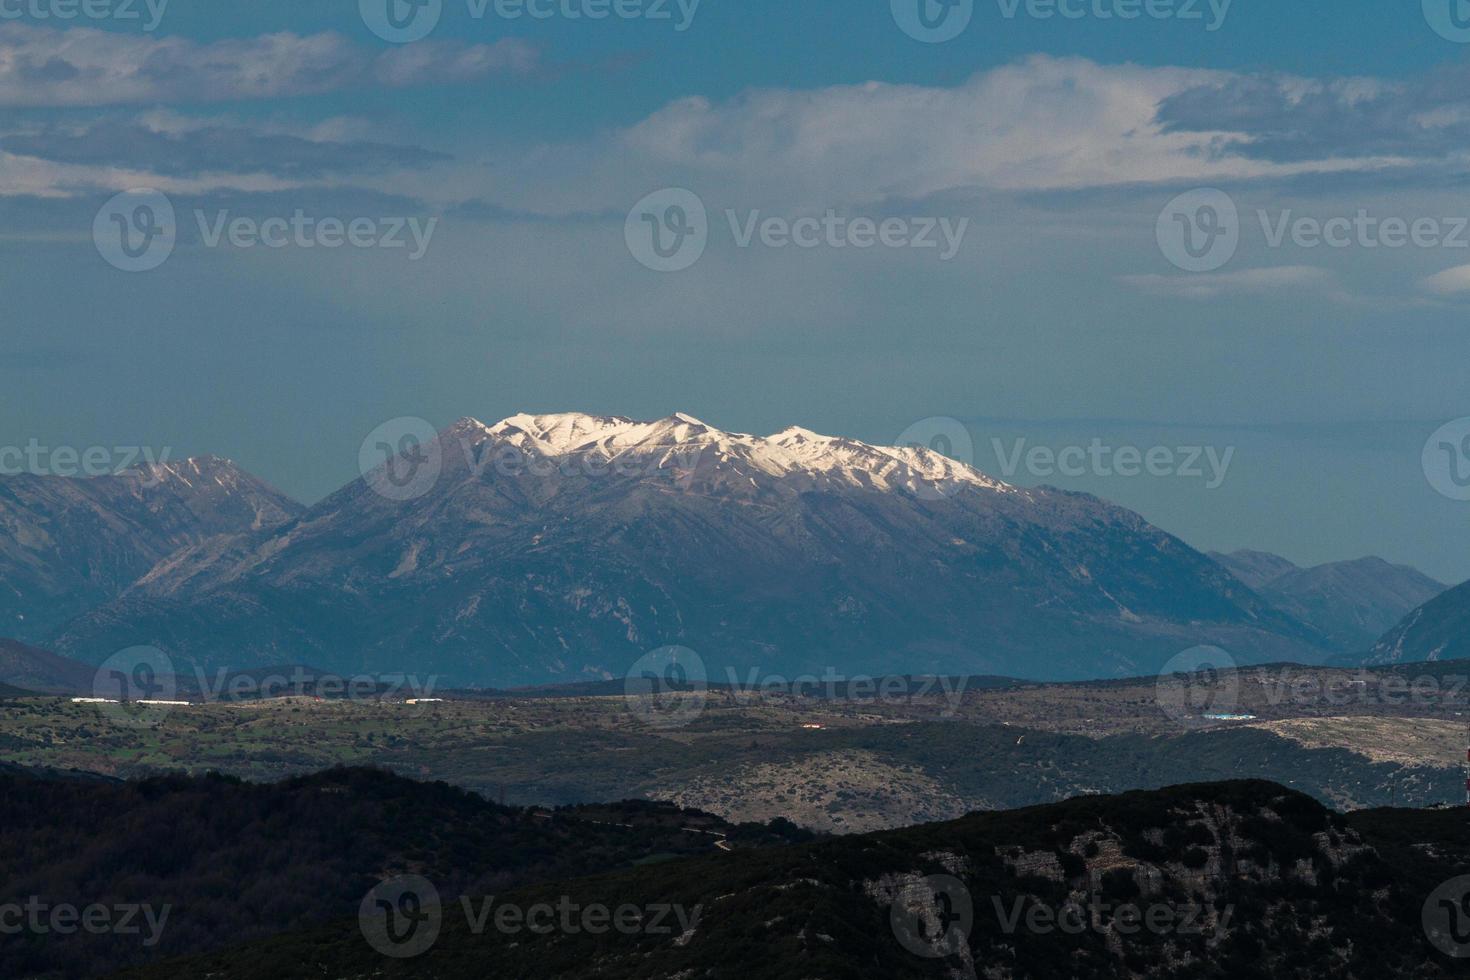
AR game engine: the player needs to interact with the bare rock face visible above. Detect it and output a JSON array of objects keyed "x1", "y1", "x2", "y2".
[
  {"x1": 1369, "y1": 576, "x2": 1470, "y2": 667},
  {"x1": 0, "y1": 457, "x2": 302, "y2": 640}
]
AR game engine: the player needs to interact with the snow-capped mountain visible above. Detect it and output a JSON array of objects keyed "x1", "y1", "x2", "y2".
[
  {"x1": 51, "y1": 413, "x2": 1326, "y2": 685},
  {"x1": 0, "y1": 457, "x2": 303, "y2": 640}
]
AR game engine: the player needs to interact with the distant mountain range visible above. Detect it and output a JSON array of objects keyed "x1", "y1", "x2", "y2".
[
  {"x1": 1208, "y1": 549, "x2": 1448, "y2": 653},
  {"x1": 32, "y1": 413, "x2": 1334, "y2": 686},
  {"x1": 0, "y1": 456, "x2": 302, "y2": 640},
  {"x1": 0, "y1": 414, "x2": 1457, "y2": 686},
  {"x1": 1369, "y1": 578, "x2": 1470, "y2": 666}
]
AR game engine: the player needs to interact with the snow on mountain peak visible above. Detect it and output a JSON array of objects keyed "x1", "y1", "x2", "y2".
[{"x1": 441, "y1": 412, "x2": 1012, "y2": 496}]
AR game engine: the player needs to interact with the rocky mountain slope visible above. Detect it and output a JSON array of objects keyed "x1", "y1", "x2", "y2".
[
  {"x1": 1368, "y1": 577, "x2": 1470, "y2": 665},
  {"x1": 0, "y1": 457, "x2": 302, "y2": 640},
  {"x1": 1208, "y1": 549, "x2": 1302, "y2": 591},
  {"x1": 1211, "y1": 550, "x2": 1447, "y2": 653},
  {"x1": 52, "y1": 413, "x2": 1324, "y2": 686}
]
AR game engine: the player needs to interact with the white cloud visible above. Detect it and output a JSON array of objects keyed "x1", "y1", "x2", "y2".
[
  {"x1": 423, "y1": 56, "x2": 1435, "y2": 221},
  {"x1": 1421, "y1": 265, "x2": 1470, "y2": 297},
  {"x1": 0, "y1": 25, "x2": 537, "y2": 107}
]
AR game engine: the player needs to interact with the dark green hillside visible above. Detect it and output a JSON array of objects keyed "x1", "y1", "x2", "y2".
[
  {"x1": 0, "y1": 766, "x2": 796, "y2": 979},
  {"x1": 130, "y1": 780, "x2": 1470, "y2": 980}
]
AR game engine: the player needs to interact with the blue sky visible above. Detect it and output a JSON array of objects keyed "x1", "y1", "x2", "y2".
[{"x1": 5, "y1": 0, "x2": 1470, "y2": 582}]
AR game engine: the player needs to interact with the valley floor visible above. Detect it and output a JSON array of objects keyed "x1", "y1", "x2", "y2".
[{"x1": 4, "y1": 661, "x2": 1468, "y2": 830}]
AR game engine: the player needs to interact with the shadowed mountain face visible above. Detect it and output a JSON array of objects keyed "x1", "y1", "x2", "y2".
[
  {"x1": 1211, "y1": 550, "x2": 1447, "y2": 654},
  {"x1": 0, "y1": 458, "x2": 303, "y2": 641},
  {"x1": 1209, "y1": 549, "x2": 1301, "y2": 591},
  {"x1": 0, "y1": 638, "x2": 95, "y2": 695},
  {"x1": 1370, "y1": 578, "x2": 1470, "y2": 666},
  {"x1": 0, "y1": 765, "x2": 803, "y2": 979},
  {"x1": 52, "y1": 414, "x2": 1324, "y2": 687}
]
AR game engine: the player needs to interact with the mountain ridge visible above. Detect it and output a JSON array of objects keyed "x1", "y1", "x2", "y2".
[
  {"x1": 1210, "y1": 549, "x2": 1447, "y2": 653},
  {"x1": 48, "y1": 413, "x2": 1326, "y2": 686},
  {"x1": 122, "y1": 776, "x2": 1470, "y2": 980},
  {"x1": 0, "y1": 457, "x2": 304, "y2": 641}
]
